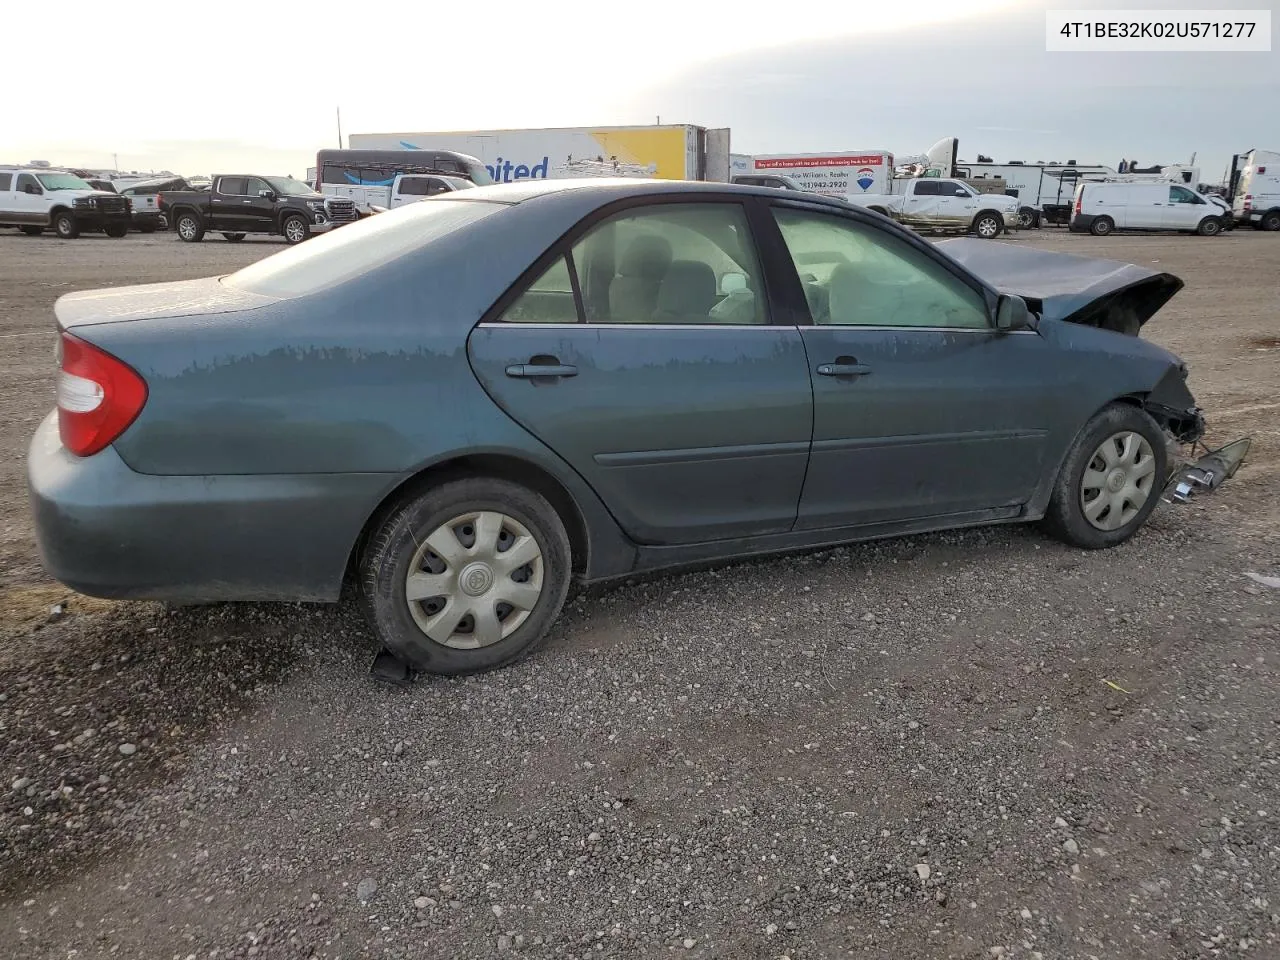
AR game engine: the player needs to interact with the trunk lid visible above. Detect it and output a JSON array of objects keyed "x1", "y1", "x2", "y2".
[{"x1": 54, "y1": 276, "x2": 274, "y2": 331}]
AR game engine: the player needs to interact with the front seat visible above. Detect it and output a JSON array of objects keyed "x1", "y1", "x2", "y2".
[
  {"x1": 653, "y1": 260, "x2": 717, "y2": 323},
  {"x1": 609, "y1": 233, "x2": 673, "y2": 323}
]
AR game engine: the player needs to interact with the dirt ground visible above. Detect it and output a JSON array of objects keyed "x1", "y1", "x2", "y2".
[{"x1": 0, "y1": 226, "x2": 1277, "y2": 960}]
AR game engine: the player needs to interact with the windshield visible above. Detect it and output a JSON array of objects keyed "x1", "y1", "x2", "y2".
[
  {"x1": 266, "y1": 176, "x2": 318, "y2": 197},
  {"x1": 37, "y1": 173, "x2": 94, "y2": 191},
  {"x1": 223, "y1": 198, "x2": 502, "y2": 299}
]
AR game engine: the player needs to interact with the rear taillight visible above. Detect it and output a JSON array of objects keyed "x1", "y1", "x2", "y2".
[
  {"x1": 1074, "y1": 191, "x2": 1083, "y2": 216},
  {"x1": 1243, "y1": 194, "x2": 1253, "y2": 211},
  {"x1": 156, "y1": 192, "x2": 164, "y2": 209},
  {"x1": 56, "y1": 331, "x2": 147, "y2": 457}
]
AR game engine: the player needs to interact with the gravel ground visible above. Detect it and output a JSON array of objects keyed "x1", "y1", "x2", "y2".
[{"x1": 0, "y1": 228, "x2": 1277, "y2": 959}]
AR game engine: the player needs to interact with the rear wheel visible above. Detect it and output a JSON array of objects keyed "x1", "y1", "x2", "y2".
[
  {"x1": 281, "y1": 214, "x2": 309, "y2": 244},
  {"x1": 1017, "y1": 208, "x2": 1038, "y2": 229},
  {"x1": 20, "y1": 225, "x2": 44, "y2": 236},
  {"x1": 1260, "y1": 210, "x2": 1280, "y2": 232},
  {"x1": 222, "y1": 232, "x2": 246, "y2": 242},
  {"x1": 175, "y1": 212, "x2": 204, "y2": 242},
  {"x1": 1196, "y1": 217, "x2": 1222, "y2": 237},
  {"x1": 360, "y1": 477, "x2": 572, "y2": 676},
  {"x1": 1041, "y1": 403, "x2": 1167, "y2": 550},
  {"x1": 1089, "y1": 216, "x2": 1114, "y2": 237},
  {"x1": 53, "y1": 212, "x2": 80, "y2": 239},
  {"x1": 973, "y1": 211, "x2": 1003, "y2": 238}
]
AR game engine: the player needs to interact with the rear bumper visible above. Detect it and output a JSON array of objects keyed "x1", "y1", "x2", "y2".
[{"x1": 26, "y1": 413, "x2": 388, "y2": 602}]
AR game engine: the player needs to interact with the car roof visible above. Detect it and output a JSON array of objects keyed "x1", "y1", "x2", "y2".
[{"x1": 458, "y1": 177, "x2": 854, "y2": 209}]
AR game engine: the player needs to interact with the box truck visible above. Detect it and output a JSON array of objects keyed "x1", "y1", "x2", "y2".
[{"x1": 347, "y1": 125, "x2": 731, "y2": 183}]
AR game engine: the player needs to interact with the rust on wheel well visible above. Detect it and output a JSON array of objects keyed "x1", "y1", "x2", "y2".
[{"x1": 342, "y1": 454, "x2": 591, "y2": 592}]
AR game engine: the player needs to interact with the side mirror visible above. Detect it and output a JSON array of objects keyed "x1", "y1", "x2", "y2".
[
  {"x1": 955, "y1": 188, "x2": 969, "y2": 196},
  {"x1": 25, "y1": 183, "x2": 41, "y2": 195},
  {"x1": 259, "y1": 190, "x2": 276, "y2": 201},
  {"x1": 995, "y1": 294, "x2": 1034, "y2": 332}
]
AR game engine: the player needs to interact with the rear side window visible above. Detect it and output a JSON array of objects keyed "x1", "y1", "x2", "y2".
[
  {"x1": 224, "y1": 199, "x2": 501, "y2": 299},
  {"x1": 913, "y1": 180, "x2": 939, "y2": 196},
  {"x1": 0, "y1": 173, "x2": 11, "y2": 191},
  {"x1": 219, "y1": 177, "x2": 247, "y2": 195}
]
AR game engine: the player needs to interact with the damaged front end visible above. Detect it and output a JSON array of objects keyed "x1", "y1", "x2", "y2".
[{"x1": 1141, "y1": 366, "x2": 1252, "y2": 505}]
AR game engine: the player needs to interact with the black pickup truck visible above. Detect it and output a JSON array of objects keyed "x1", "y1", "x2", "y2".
[{"x1": 158, "y1": 175, "x2": 356, "y2": 244}]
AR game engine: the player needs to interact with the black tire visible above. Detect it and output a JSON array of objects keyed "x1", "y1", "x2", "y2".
[
  {"x1": 1017, "y1": 208, "x2": 1037, "y2": 229},
  {"x1": 20, "y1": 225, "x2": 44, "y2": 237},
  {"x1": 1041, "y1": 403, "x2": 1168, "y2": 550},
  {"x1": 222, "y1": 232, "x2": 246, "y2": 242},
  {"x1": 1089, "y1": 216, "x2": 1114, "y2": 237},
  {"x1": 972, "y1": 211, "x2": 1003, "y2": 239},
  {"x1": 104, "y1": 224, "x2": 129, "y2": 238},
  {"x1": 175, "y1": 211, "x2": 204, "y2": 242},
  {"x1": 53, "y1": 212, "x2": 80, "y2": 240},
  {"x1": 281, "y1": 214, "x2": 310, "y2": 244},
  {"x1": 360, "y1": 477, "x2": 573, "y2": 676},
  {"x1": 1260, "y1": 210, "x2": 1280, "y2": 232},
  {"x1": 1196, "y1": 217, "x2": 1222, "y2": 237}
]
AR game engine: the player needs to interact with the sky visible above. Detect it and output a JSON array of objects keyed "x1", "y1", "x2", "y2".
[{"x1": 3, "y1": 0, "x2": 1274, "y2": 184}]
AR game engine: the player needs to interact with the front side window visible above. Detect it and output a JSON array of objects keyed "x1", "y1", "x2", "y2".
[
  {"x1": 498, "y1": 202, "x2": 768, "y2": 326},
  {"x1": 773, "y1": 207, "x2": 990, "y2": 330},
  {"x1": 244, "y1": 177, "x2": 271, "y2": 197},
  {"x1": 1169, "y1": 185, "x2": 1201, "y2": 204},
  {"x1": 936, "y1": 180, "x2": 968, "y2": 197},
  {"x1": 15, "y1": 174, "x2": 39, "y2": 194}
]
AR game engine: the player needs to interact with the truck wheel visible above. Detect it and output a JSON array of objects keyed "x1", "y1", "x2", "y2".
[
  {"x1": 1196, "y1": 217, "x2": 1222, "y2": 237},
  {"x1": 1089, "y1": 216, "x2": 1114, "y2": 237},
  {"x1": 1017, "y1": 208, "x2": 1036, "y2": 229},
  {"x1": 1260, "y1": 210, "x2": 1280, "y2": 232},
  {"x1": 20, "y1": 226, "x2": 44, "y2": 237},
  {"x1": 282, "y1": 214, "x2": 310, "y2": 244},
  {"x1": 972, "y1": 211, "x2": 1002, "y2": 238},
  {"x1": 222, "y1": 233, "x2": 247, "y2": 242},
  {"x1": 104, "y1": 224, "x2": 129, "y2": 238},
  {"x1": 175, "y1": 212, "x2": 205, "y2": 242},
  {"x1": 53, "y1": 212, "x2": 80, "y2": 240}
]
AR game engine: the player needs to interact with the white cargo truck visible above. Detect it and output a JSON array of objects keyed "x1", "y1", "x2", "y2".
[
  {"x1": 347, "y1": 125, "x2": 731, "y2": 183},
  {"x1": 1229, "y1": 148, "x2": 1280, "y2": 230}
]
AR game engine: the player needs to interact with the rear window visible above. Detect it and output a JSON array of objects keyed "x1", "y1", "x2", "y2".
[{"x1": 223, "y1": 199, "x2": 502, "y2": 299}]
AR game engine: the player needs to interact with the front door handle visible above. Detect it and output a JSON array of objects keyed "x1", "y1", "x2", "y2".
[
  {"x1": 505, "y1": 362, "x2": 578, "y2": 379},
  {"x1": 817, "y1": 360, "x2": 872, "y2": 377}
]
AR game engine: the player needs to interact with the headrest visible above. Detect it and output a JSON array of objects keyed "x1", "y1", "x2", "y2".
[{"x1": 618, "y1": 233, "x2": 673, "y2": 280}]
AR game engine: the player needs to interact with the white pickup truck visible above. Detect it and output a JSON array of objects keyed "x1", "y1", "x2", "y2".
[
  {"x1": 845, "y1": 177, "x2": 1020, "y2": 238},
  {"x1": 322, "y1": 173, "x2": 475, "y2": 215}
]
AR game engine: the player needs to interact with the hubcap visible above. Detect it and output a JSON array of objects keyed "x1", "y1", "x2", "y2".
[
  {"x1": 404, "y1": 510, "x2": 544, "y2": 649},
  {"x1": 179, "y1": 219, "x2": 195, "y2": 239},
  {"x1": 286, "y1": 221, "x2": 304, "y2": 241},
  {"x1": 979, "y1": 218, "x2": 997, "y2": 237},
  {"x1": 1080, "y1": 431, "x2": 1157, "y2": 531}
]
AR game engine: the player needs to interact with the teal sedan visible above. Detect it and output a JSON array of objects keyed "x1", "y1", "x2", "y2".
[{"x1": 27, "y1": 179, "x2": 1245, "y2": 677}]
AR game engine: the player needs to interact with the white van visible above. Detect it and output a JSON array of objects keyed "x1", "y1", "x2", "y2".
[
  {"x1": 1070, "y1": 182, "x2": 1225, "y2": 237},
  {"x1": 1231, "y1": 149, "x2": 1280, "y2": 231}
]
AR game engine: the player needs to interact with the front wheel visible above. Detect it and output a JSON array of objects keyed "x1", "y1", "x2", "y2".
[
  {"x1": 281, "y1": 214, "x2": 309, "y2": 244},
  {"x1": 175, "y1": 212, "x2": 205, "y2": 242},
  {"x1": 359, "y1": 477, "x2": 573, "y2": 676},
  {"x1": 1196, "y1": 217, "x2": 1222, "y2": 237},
  {"x1": 1089, "y1": 216, "x2": 1114, "y2": 237},
  {"x1": 972, "y1": 212, "x2": 1002, "y2": 238},
  {"x1": 222, "y1": 232, "x2": 246, "y2": 242},
  {"x1": 1041, "y1": 403, "x2": 1168, "y2": 550},
  {"x1": 53, "y1": 212, "x2": 80, "y2": 239}
]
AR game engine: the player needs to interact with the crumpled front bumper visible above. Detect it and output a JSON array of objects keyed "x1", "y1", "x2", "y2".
[{"x1": 1162, "y1": 437, "x2": 1252, "y2": 504}]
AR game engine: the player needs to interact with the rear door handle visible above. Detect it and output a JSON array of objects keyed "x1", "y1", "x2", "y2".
[
  {"x1": 505, "y1": 363, "x2": 578, "y2": 379},
  {"x1": 817, "y1": 361, "x2": 872, "y2": 377}
]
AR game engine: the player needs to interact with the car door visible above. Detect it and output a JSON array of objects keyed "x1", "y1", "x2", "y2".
[
  {"x1": 241, "y1": 178, "x2": 278, "y2": 231},
  {"x1": 932, "y1": 179, "x2": 978, "y2": 226},
  {"x1": 765, "y1": 201, "x2": 1068, "y2": 530},
  {"x1": 11, "y1": 173, "x2": 44, "y2": 223},
  {"x1": 467, "y1": 198, "x2": 814, "y2": 546},
  {"x1": 1163, "y1": 184, "x2": 1207, "y2": 229},
  {"x1": 901, "y1": 178, "x2": 941, "y2": 223},
  {"x1": 207, "y1": 177, "x2": 245, "y2": 230}
]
